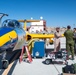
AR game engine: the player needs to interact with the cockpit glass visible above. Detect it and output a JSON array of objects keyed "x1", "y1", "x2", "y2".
[{"x1": 2, "y1": 19, "x2": 21, "y2": 28}]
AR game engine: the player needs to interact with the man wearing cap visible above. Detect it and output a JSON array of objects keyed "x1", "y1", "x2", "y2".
[{"x1": 64, "y1": 25, "x2": 74, "y2": 60}]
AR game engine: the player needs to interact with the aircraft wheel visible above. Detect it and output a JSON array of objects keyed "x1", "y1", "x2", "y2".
[
  {"x1": 2, "y1": 60, "x2": 9, "y2": 69},
  {"x1": 45, "y1": 59, "x2": 51, "y2": 65}
]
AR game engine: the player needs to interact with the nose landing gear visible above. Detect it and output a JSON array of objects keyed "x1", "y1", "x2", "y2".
[
  {"x1": 1, "y1": 50, "x2": 9, "y2": 69},
  {"x1": 2, "y1": 60, "x2": 9, "y2": 69}
]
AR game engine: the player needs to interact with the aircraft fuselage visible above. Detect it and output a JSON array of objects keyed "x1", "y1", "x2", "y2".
[{"x1": 0, "y1": 19, "x2": 26, "y2": 53}]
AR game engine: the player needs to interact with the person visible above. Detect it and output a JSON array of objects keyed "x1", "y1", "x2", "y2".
[
  {"x1": 64, "y1": 25, "x2": 74, "y2": 60},
  {"x1": 73, "y1": 28, "x2": 76, "y2": 55},
  {"x1": 54, "y1": 27, "x2": 61, "y2": 52}
]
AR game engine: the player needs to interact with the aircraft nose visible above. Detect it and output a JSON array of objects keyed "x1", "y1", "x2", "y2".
[{"x1": 0, "y1": 27, "x2": 17, "y2": 47}]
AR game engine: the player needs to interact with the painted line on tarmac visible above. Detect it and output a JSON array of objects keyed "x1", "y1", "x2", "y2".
[
  {"x1": 2, "y1": 51, "x2": 20, "y2": 75},
  {"x1": 8, "y1": 51, "x2": 21, "y2": 75},
  {"x1": 8, "y1": 60, "x2": 18, "y2": 75}
]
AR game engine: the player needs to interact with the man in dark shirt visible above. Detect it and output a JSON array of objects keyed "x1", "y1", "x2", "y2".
[{"x1": 64, "y1": 25, "x2": 74, "y2": 60}]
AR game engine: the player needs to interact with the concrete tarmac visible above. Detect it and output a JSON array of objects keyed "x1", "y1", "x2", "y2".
[
  {"x1": 12, "y1": 57, "x2": 76, "y2": 75},
  {"x1": 12, "y1": 58, "x2": 64, "y2": 75}
]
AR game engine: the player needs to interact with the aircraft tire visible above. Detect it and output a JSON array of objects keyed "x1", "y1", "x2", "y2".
[
  {"x1": 2, "y1": 60, "x2": 9, "y2": 69},
  {"x1": 45, "y1": 59, "x2": 51, "y2": 65}
]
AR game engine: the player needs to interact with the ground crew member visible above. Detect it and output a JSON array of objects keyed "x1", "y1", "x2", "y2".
[
  {"x1": 64, "y1": 25, "x2": 74, "y2": 60},
  {"x1": 54, "y1": 27, "x2": 61, "y2": 52}
]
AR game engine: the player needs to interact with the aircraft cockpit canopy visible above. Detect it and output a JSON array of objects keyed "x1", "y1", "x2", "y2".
[{"x1": 2, "y1": 19, "x2": 22, "y2": 28}]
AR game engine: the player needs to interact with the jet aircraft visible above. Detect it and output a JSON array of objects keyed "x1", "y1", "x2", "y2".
[{"x1": 0, "y1": 19, "x2": 26, "y2": 69}]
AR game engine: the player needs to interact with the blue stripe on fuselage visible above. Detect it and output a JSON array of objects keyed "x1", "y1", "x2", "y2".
[{"x1": 0, "y1": 27, "x2": 14, "y2": 36}]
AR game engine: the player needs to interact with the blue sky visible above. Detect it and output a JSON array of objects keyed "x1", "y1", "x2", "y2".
[{"x1": 0, "y1": 0, "x2": 76, "y2": 28}]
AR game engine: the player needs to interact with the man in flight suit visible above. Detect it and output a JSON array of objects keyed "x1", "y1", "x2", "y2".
[
  {"x1": 54, "y1": 27, "x2": 61, "y2": 52},
  {"x1": 64, "y1": 25, "x2": 74, "y2": 60}
]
